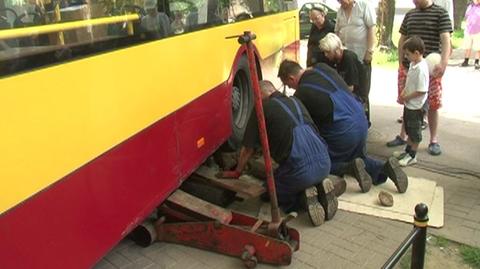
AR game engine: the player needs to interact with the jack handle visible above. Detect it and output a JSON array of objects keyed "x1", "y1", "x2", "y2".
[{"x1": 232, "y1": 31, "x2": 283, "y2": 237}]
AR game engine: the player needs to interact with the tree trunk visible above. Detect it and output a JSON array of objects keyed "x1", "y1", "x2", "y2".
[
  {"x1": 453, "y1": 0, "x2": 468, "y2": 30},
  {"x1": 376, "y1": 0, "x2": 396, "y2": 50}
]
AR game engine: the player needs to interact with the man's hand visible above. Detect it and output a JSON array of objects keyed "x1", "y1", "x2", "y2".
[
  {"x1": 399, "y1": 90, "x2": 406, "y2": 103},
  {"x1": 215, "y1": 170, "x2": 241, "y2": 179},
  {"x1": 363, "y1": 51, "x2": 373, "y2": 64}
]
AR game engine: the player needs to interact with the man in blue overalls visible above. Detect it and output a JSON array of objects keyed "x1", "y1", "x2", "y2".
[
  {"x1": 217, "y1": 80, "x2": 335, "y2": 226},
  {"x1": 278, "y1": 60, "x2": 408, "y2": 194}
]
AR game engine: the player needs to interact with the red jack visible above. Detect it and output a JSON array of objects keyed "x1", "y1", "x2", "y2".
[{"x1": 151, "y1": 32, "x2": 299, "y2": 268}]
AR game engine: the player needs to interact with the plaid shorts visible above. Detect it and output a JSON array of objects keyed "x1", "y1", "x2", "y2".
[
  {"x1": 397, "y1": 65, "x2": 443, "y2": 110},
  {"x1": 403, "y1": 108, "x2": 423, "y2": 143}
]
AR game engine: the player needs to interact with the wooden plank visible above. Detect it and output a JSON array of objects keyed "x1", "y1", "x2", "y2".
[
  {"x1": 167, "y1": 189, "x2": 232, "y2": 224},
  {"x1": 194, "y1": 166, "x2": 266, "y2": 199}
]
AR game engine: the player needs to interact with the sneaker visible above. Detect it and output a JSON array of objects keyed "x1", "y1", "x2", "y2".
[
  {"x1": 329, "y1": 174, "x2": 347, "y2": 197},
  {"x1": 383, "y1": 157, "x2": 408, "y2": 193},
  {"x1": 303, "y1": 186, "x2": 325, "y2": 226},
  {"x1": 378, "y1": 191, "x2": 394, "y2": 207},
  {"x1": 461, "y1": 61, "x2": 469, "y2": 67},
  {"x1": 427, "y1": 143, "x2": 442, "y2": 156},
  {"x1": 348, "y1": 158, "x2": 372, "y2": 193},
  {"x1": 316, "y1": 178, "x2": 338, "y2": 220},
  {"x1": 398, "y1": 154, "x2": 417, "y2": 167},
  {"x1": 392, "y1": 151, "x2": 407, "y2": 159},
  {"x1": 475, "y1": 63, "x2": 480, "y2": 70},
  {"x1": 386, "y1": 135, "x2": 407, "y2": 147}
]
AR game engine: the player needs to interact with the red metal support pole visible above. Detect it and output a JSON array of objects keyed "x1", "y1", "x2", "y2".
[{"x1": 240, "y1": 31, "x2": 282, "y2": 231}]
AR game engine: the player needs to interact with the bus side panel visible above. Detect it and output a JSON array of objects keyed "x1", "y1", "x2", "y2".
[
  {"x1": 176, "y1": 81, "x2": 231, "y2": 177},
  {"x1": 0, "y1": 83, "x2": 229, "y2": 269}
]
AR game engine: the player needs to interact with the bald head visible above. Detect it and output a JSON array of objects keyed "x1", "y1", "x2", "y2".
[{"x1": 258, "y1": 80, "x2": 277, "y2": 99}]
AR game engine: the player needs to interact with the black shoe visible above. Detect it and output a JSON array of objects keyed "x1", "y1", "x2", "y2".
[
  {"x1": 348, "y1": 158, "x2": 372, "y2": 193},
  {"x1": 260, "y1": 191, "x2": 270, "y2": 202},
  {"x1": 461, "y1": 61, "x2": 469, "y2": 67},
  {"x1": 386, "y1": 135, "x2": 407, "y2": 147},
  {"x1": 303, "y1": 186, "x2": 325, "y2": 226},
  {"x1": 328, "y1": 174, "x2": 346, "y2": 197},
  {"x1": 475, "y1": 63, "x2": 480, "y2": 70},
  {"x1": 316, "y1": 178, "x2": 338, "y2": 221},
  {"x1": 383, "y1": 157, "x2": 408, "y2": 193}
]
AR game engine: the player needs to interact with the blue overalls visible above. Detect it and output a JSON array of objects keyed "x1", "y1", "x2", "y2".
[
  {"x1": 302, "y1": 66, "x2": 387, "y2": 184},
  {"x1": 271, "y1": 97, "x2": 331, "y2": 212}
]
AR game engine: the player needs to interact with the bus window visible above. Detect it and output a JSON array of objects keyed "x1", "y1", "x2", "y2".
[
  {"x1": 263, "y1": 0, "x2": 284, "y2": 14},
  {"x1": 243, "y1": 0, "x2": 261, "y2": 16},
  {"x1": 0, "y1": 0, "x2": 283, "y2": 77},
  {"x1": 176, "y1": 0, "x2": 228, "y2": 32},
  {"x1": 170, "y1": 10, "x2": 184, "y2": 34},
  {"x1": 226, "y1": 0, "x2": 252, "y2": 21},
  {"x1": 141, "y1": 0, "x2": 172, "y2": 39}
]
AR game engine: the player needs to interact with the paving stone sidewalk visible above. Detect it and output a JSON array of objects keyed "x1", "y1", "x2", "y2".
[{"x1": 94, "y1": 156, "x2": 480, "y2": 269}]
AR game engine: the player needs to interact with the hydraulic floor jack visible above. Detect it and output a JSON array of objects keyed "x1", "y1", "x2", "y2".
[{"x1": 148, "y1": 32, "x2": 300, "y2": 268}]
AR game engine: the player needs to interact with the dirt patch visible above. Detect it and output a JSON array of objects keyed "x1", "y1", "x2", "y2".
[{"x1": 398, "y1": 235, "x2": 475, "y2": 269}]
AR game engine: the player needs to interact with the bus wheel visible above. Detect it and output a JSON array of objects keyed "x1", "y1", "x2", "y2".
[{"x1": 228, "y1": 56, "x2": 254, "y2": 151}]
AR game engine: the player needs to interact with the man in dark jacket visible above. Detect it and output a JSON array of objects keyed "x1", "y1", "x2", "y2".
[{"x1": 306, "y1": 6, "x2": 335, "y2": 67}]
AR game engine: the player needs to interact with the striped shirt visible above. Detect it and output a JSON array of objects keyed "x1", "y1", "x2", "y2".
[{"x1": 400, "y1": 3, "x2": 452, "y2": 57}]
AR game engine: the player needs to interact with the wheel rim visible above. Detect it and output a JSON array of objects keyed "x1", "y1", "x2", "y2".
[{"x1": 232, "y1": 69, "x2": 251, "y2": 130}]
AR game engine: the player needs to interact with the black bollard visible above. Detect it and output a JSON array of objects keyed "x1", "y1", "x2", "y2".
[
  {"x1": 382, "y1": 203, "x2": 429, "y2": 269},
  {"x1": 411, "y1": 203, "x2": 429, "y2": 269}
]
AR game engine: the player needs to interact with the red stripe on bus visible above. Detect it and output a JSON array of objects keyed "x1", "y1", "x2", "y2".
[{"x1": 0, "y1": 82, "x2": 230, "y2": 269}]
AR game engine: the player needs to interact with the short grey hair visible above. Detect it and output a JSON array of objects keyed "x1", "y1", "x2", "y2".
[
  {"x1": 309, "y1": 6, "x2": 327, "y2": 16},
  {"x1": 319, "y1": 33, "x2": 345, "y2": 53},
  {"x1": 258, "y1": 80, "x2": 276, "y2": 96}
]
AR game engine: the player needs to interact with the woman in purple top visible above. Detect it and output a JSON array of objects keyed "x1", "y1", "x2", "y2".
[{"x1": 461, "y1": 0, "x2": 480, "y2": 69}]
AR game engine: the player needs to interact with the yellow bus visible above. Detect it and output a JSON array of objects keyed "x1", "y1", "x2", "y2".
[{"x1": 0, "y1": 0, "x2": 299, "y2": 267}]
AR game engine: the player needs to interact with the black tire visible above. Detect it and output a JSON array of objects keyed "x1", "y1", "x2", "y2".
[
  {"x1": 227, "y1": 55, "x2": 254, "y2": 151},
  {"x1": 180, "y1": 178, "x2": 236, "y2": 207}
]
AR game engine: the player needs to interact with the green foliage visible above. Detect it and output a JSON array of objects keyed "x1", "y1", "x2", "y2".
[
  {"x1": 460, "y1": 245, "x2": 480, "y2": 268},
  {"x1": 434, "y1": 235, "x2": 449, "y2": 248},
  {"x1": 452, "y1": 29, "x2": 465, "y2": 49},
  {"x1": 373, "y1": 48, "x2": 398, "y2": 69}
]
